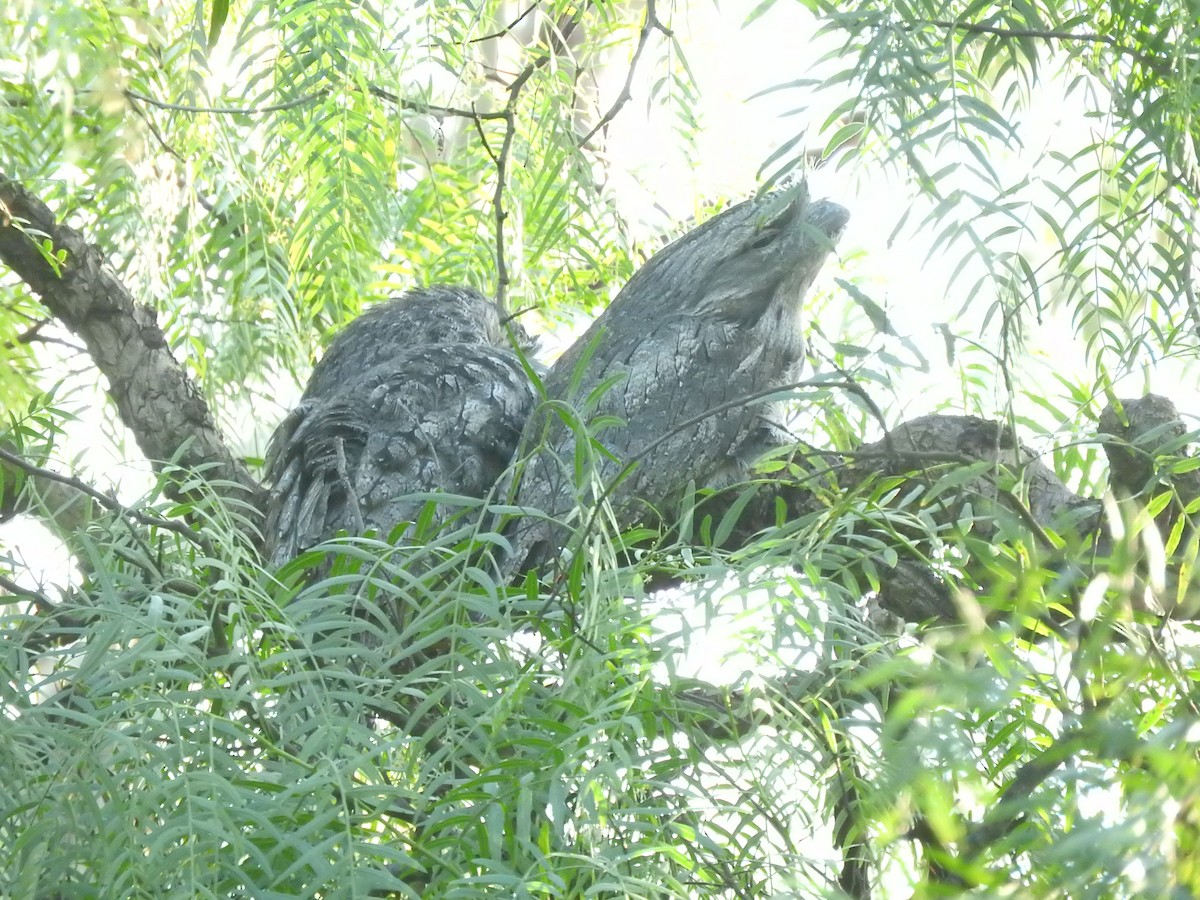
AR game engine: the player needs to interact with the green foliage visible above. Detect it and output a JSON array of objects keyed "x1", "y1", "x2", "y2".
[
  {"x1": 0, "y1": 0, "x2": 643, "y2": 417},
  {"x1": 788, "y1": 0, "x2": 1200, "y2": 385},
  {"x1": 4, "y1": 0, "x2": 1200, "y2": 896},
  {"x1": 0, "y1": 478, "x2": 877, "y2": 896}
]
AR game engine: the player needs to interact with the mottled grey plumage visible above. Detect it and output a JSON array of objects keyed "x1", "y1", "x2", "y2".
[
  {"x1": 300, "y1": 285, "x2": 535, "y2": 400},
  {"x1": 264, "y1": 285, "x2": 536, "y2": 568},
  {"x1": 506, "y1": 185, "x2": 849, "y2": 573}
]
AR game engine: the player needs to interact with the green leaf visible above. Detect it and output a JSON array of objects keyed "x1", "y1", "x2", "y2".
[{"x1": 208, "y1": 0, "x2": 230, "y2": 47}]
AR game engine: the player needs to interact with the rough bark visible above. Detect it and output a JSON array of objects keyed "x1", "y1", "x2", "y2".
[
  {"x1": 845, "y1": 415, "x2": 1102, "y2": 623},
  {"x1": 733, "y1": 404, "x2": 1199, "y2": 624},
  {"x1": 505, "y1": 184, "x2": 850, "y2": 575},
  {"x1": 1099, "y1": 393, "x2": 1200, "y2": 502},
  {"x1": 0, "y1": 174, "x2": 262, "y2": 514},
  {"x1": 849, "y1": 415, "x2": 1101, "y2": 534}
]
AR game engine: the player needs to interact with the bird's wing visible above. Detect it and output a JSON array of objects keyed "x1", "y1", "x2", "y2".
[
  {"x1": 263, "y1": 395, "x2": 372, "y2": 566},
  {"x1": 353, "y1": 345, "x2": 535, "y2": 538}
]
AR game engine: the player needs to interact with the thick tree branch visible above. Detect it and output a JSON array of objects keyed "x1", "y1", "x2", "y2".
[
  {"x1": 705, "y1": 399, "x2": 1198, "y2": 626},
  {"x1": 1099, "y1": 393, "x2": 1200, "y2": 500},
  {"x1": 847, "y1": 414, "x2": 1100, "y2": 540},
  {"x1": 0, "y1": 175, "x2": 264, "y2": 517}
]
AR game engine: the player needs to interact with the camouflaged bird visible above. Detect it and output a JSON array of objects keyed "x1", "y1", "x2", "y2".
[
  {"x1": 505, "y1": 185, "x2": 849, "y2": 575},
  {"x1": 263, "y1": 285, "x2": 537, "y2": 568}
]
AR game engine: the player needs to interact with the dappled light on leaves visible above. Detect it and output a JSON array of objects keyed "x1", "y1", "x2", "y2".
[{"x1": 4, "y1": 0, "x2": 1200, "y2": 896}]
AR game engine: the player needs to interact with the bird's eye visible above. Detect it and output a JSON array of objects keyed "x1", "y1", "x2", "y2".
[{"x1": 748, "y1": 228, "x2": 779, "y2": 251}]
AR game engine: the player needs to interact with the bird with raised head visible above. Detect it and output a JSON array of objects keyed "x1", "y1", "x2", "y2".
[{"x1": 505, "y1": 185, "x2": 850, "y2": 575}]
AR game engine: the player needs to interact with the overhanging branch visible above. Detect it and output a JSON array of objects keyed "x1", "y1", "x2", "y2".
[{"x1": 0, "y1": 175, "x2": 264, "y2": 518}]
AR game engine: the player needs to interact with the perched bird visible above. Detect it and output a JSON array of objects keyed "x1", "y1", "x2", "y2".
[
  {"x1": 263, "y1": 285, "x2": 537, "y2": 569},
  {"x1": 298, "y1": 285, "x2": 531, "y2": 401},
  {"x1": 505, "y1": 185, "x2": 850, "y2": 574}
]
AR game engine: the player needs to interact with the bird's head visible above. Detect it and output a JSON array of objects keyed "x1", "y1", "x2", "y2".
[{"x1": 613, "y1": 184, "x2": 850, "y2": 330}]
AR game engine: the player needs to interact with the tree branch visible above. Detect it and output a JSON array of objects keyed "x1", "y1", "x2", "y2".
[
  {"x1": 0, "y1": 444, "x2": 212, "y2": 553},
  {"x1": 0, "y1": 571, "x2": 56, "y2": 614},
  {"x1": 0, "y1": 175, "x2": 264, "y2": 519},
  {"x1": 469, "y1": 2, "x2": 542, "y2": 45},
  {"x1": 1, "y1": 439, "x2": 97, "y2": 548},
  {"x1": 124, "y1": 85, "x2": 509, "y2": 123},
  {"x1": 913, "y1": 713, "x2": 1188, "y2": 887},
  {"x1": 478, "y1": 18, "x2": 580, "y2": 309},
  {"x1": 123, "y1": 87, "x2": 323, "y2": 116}
]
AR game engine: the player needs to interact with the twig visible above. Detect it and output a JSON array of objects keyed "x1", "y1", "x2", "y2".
[
  {"x1": 0, "y1": 444, "x2": 211, "y2": 552},
  {"x1": 490, "y1": 71, "x2": 526, "y2": 309},
  {"x1": 125, "y1": 98, "x2": 218, "y2": 216},
  {"x1": 470, "y1": 2, "x2": 542, "y2": 44},
  {"x1": 0, "y1": 571, "x2": 96, "y2": 656},
  {"x1": 0, "y1": 571, "x2": 56, "y2": 614},
  {"x1": 924, "y1": 19, "x2": 1169, "y2": 75},
  {"x1": 471, "y1": 113, "x2": 499, "y2": 166},
  {"x1": 365, "y1": 84, "x2": 509, "y2": 121},
  {"x1": 0, "y1": 316, "x2": 86, "y2": 354},
  {"x1": 11, "y1": 316, "x2": 48, "y2": 344},
  {"x1": 124, "y1": 87, "x2": 325, "y2": 115},
  {"x1": 577, "y1": 0, "x2": 669, "y2": 149},
  {"x1": 482, "y1": 18, "x2": 579, "y2": 309},
  {"x1": 125, "y1": 84, "x2": 510, "y2": 123}
]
